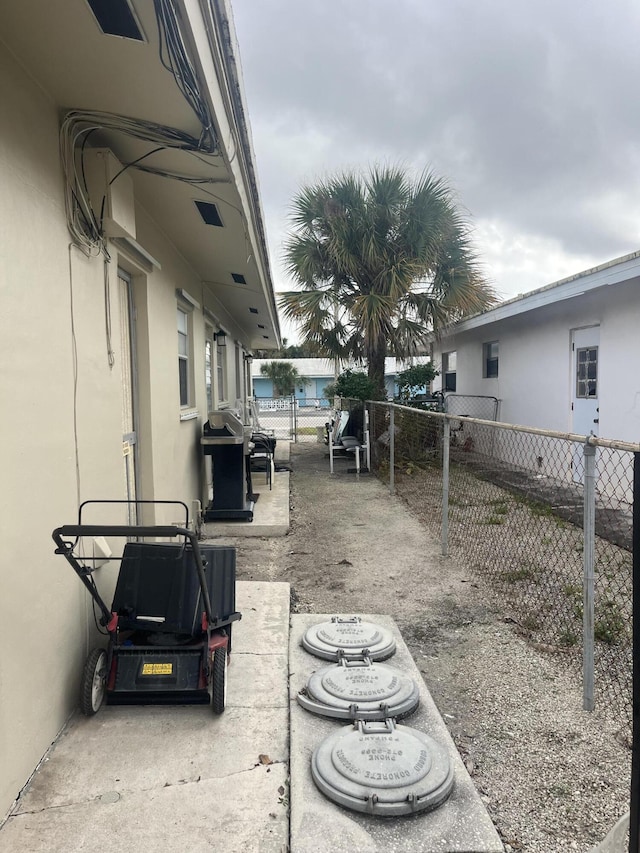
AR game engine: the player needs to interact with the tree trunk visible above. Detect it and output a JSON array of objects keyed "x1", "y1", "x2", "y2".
[{"x1": 367, "y1": 336, "x2": 387, "y2": 400}]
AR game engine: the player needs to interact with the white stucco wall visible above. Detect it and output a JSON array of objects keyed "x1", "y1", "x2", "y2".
[{"x1": 433, "y1": 280, "x2": 640, "y2": 443}]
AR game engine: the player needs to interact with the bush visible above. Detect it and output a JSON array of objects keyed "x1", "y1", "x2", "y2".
[
  {"x1": 323, "y1": 369, "x2": 380, "y2": 402},
  {"x1": 395, "y1": 363, "x2": 439, "y2": 404}
]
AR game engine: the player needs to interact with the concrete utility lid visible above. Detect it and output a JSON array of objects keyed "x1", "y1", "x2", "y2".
[
  {"x1": 302, "y1": 616, "x2": 396, "y2": 661},
  {"x1": 298, "y1": 657, "x2": 419, "y2": 721},
  {"x1": 311, "y1": 718, "x2": 454, "y2": 817}
]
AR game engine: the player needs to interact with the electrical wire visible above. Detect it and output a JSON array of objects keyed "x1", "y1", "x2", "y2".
[
  {"x1": 130, "y1": 163, "x2": 229, "y2": 184},
  {"x1": 60, "y1": 0, "x2": 220, "y2": 252},
  {"x1": 154, "y1": 0, "x2": 216, "y2": 152},
  {"x1": 103, "y1": 256, "x2": 115, "y2": 368},
  {"x1": 60, "y1": 110, "x2": 223, "y2": 254}
]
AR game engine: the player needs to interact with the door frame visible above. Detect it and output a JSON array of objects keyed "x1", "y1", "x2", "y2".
[{"x1": 118, "y1": 268, "x2": 141, "y2": 523}]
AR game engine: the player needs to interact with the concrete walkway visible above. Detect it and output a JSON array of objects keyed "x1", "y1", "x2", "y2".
[
  {"x1": 0, "y1": 582, "x2": 290, "y2": 853},
  {"x1": 202, "y1": 442, "x2": 291, "y2": 538},
  {"x1": 1, "y1": 440, "x2": 504, "y2": 852}
]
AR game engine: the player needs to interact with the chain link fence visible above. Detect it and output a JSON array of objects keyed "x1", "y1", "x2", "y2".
[
  {"x1": 364, "y1": 399, "x2": 637, "y2": 734},
  {"x1": 252, "y1": 396, "x2": 296, "y2": 440},
  {"x1": 253, "y1": 397, "x2": 335, "y2": 443}
]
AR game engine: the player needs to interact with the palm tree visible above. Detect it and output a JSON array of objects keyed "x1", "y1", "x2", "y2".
[
  {"x1": 260, "y1": 361, "x2": 310, "y2": 397},
  {"x1": 279, "y1": 165, "x2": 496, "y2": 398}
]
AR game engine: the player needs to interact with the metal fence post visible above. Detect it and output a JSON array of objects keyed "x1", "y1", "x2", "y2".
[
  {"x1": 583, "y1": 441, "x2": 596, "y2": 712},
  {"x1": 293, "y1": 395, "x2": 298, "y2": 443},
  {"x1": 389, "y1": 404, "x2": 395, "y2": 496},
  {"x1": 442, "y1": 418, "x2": 450, "y2": 557},
  {"x1": 630, "y1": 452, "x2": 640, "y2": 853}
]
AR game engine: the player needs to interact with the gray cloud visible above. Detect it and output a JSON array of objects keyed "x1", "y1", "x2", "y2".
[{"x1": 232, "y1": 0, "x2": 640, "y2": 301}]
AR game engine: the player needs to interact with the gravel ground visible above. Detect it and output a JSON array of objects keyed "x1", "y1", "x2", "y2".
[{"x1": 232, "y1": 442, "x2": 631, "y2": 852}]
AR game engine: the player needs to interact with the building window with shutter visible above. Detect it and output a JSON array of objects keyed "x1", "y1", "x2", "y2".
[
  {"x1": 177, "y1": 306, "x2": 191, "y2": 406},
  {"x1": 483, "y1": 341, "x2": 499, "y2": 378},
  {"x1": 443, "y1": 351, "x2": 457, "y2": 391}
]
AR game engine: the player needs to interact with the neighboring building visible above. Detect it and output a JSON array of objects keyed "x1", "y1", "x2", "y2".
[
  {"x1": 0, "y1": 0, "x2": 279, "y2": 818},
  {"x1": 251, "y1": 357, "x2": 433, "y2": 402},
  {"x1": 430, "y1": 251, "x2": 640, "y2": 444}
]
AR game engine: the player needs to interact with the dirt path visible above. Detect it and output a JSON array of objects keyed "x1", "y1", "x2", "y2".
[{"x1": 233, "y1": 442, "x2": 630, "y2": 853}]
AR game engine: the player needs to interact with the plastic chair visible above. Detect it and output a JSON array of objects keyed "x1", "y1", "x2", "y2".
[
  {"x1": 329, "y1": 409, "x2": 370, "y2": 475},
  {"x1": 250, "y1": 432, "x2": 275, "y2": 489}
]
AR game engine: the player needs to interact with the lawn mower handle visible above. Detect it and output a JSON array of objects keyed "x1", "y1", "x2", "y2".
[{"x1": 52, "y1": 525, "x2": 215, "y2": 627}]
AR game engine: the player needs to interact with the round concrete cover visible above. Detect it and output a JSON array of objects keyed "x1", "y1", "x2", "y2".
[
  {"x1": 311, "y1": 719, "x2": 454, "y2": 816},
  {"x1": 298, "y1": 658, "x2": 419, "y2": 720},
  {"x1": 302, "y1": 617, "x2": 396, "y2": 661}
]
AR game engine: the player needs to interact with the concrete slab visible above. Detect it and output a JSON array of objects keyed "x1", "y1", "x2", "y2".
[
  {"x1": 202, "y1": 471, "x2": 290, "y2": 538},
  {"x1": 1, "y1": 581, "x2": 290, "y2": 853},
  {"x1": 289, "y1": 614, "x2": 503, "y2": 853},
  {"x1": 232, "y1": 580, "x2": 291, "y2": 654},
  {"x1": 1, "y1": 764, "x2": 288, "y2": 853},
  {"x1": 14, "y1": 705, "x2": 288, "y2": 813}
]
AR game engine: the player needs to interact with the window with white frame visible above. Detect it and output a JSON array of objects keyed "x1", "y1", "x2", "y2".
[
  {"x1": 177, "y1": 306, "x2": 192, "y2": 406},
  {"x1": 217, "y1": 336, "x2": 227, "y2": 404},
  {"x1": 234, "y1": 344, "x2": 242, "y2": 401},
  {"x1": 204, "y1": 329, "x2": 213, "y2": 413},
  {"x1": 576, "y1": 346, "x2": 598, "y2": 398},
  {"x1": 483, "y1": 341, "x2": 499, "y2": 378},
  {"x1": 443, "y1": 351, "x2": 457, "y2": 391}
]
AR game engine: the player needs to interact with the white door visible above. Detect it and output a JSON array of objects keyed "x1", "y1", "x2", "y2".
[
  {"x1": 118, "y1": 270, "x2": 139, "y2": 524},
  {"x1": 571, "y1": 326, "x2": 599, "y2": 482}
]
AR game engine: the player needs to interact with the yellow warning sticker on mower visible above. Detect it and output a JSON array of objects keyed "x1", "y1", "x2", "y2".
[{"x1": 141, "y1": 663, "x2": 173, "y2": 676}]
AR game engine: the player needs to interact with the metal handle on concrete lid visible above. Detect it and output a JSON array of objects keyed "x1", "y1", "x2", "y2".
[
  {"x1": 331, "y1": 615, "x2": 361, "y2": 624},
  {"x1": 356, "y1": 718, "x2": 396, "y2": 735},
  {"x1": 342, "y1": 656, "x2": 373, "y2": 669}
]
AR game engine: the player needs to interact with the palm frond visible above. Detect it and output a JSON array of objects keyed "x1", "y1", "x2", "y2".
[{"x1": 281, "y1": 163, "x2": 493, "y2": 382}]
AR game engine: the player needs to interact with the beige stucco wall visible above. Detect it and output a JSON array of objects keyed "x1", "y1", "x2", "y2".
[
  {"x1": 0, "y1": 41, "x2": 248, "y2": 818},
  {"x1": 0, "y1": 41, "x2": 126, "y2": 817}
]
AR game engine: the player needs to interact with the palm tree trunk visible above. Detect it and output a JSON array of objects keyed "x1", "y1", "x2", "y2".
[{"x1": 367, "y1": 336, "x2": 387, "y2": 400}]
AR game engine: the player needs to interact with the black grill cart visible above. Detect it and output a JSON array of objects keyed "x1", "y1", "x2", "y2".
[{"x1": 201, "y1": 411, "x2": 254, "y2": 521}]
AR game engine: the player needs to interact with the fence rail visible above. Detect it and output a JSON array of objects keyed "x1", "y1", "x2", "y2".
[
  {"x1": 253, "y1": 397, "x2": 333, "y2": 442},
  {"x1": 359, "y1": 398, "x2": 639, "y2": 732}
]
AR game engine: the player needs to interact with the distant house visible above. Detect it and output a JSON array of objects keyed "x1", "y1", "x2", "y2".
[
  {"x1": 430, "y1": 251, "x2": 640, "y2": 445},
  {"x1": 251, "y1": 357, "x2": 433, "y2": 403}
]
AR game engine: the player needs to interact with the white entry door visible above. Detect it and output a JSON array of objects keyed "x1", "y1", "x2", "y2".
[
  {"x1": 571, "y1": 325, "x2": 599, "y2": 482},
  {"x1": 118, "y1": 270, "x2": 139, "y2": 524}
]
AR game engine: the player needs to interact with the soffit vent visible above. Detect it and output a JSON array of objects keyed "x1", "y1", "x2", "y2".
[
  {"x1": 249, "y1": 307, "x2": 259, "y2": 314},
  {"x1": 86, "y1": 0, "x2": 145, "y2": 41},
  {"x1": 231, "y1": 273, "x2": 247, "y2": 284},
  {"x1": 195, "y1": 201, "x2": 224, "y2": 227}
]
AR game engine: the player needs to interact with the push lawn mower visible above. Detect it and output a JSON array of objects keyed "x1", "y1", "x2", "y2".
[{"x1": 52, "y1": 501, "x2": 241, "y2": 716}]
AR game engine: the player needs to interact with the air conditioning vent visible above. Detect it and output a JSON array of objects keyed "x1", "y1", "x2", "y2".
[
  {"x1": 249, "y1": 307, "x2": 259, "y2": 314},
  {"x1": 195, "y1": 201, "x2": 224, "y2": 227},
  {"x1": 231, "y1": 273, "x2": 246, "y2": 284},
  {"x1": 86, "y1": 0, "x2": 144, "y2": 41}
]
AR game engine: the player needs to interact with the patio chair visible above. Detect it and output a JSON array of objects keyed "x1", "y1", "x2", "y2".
[
  {"x1": 249, "y1": 398, "x2": 276, "y2": 439},
  {"x1": 328, "y1": 408, "x2": 370, "y2": 474},
  {"x1": 250, "y1": 432, "x2": 275, "y2": 489}
]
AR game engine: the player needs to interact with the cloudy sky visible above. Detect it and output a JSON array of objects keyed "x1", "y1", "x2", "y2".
[{"x1": 231, "y1": 0, "x2": 640, "y2": 339}]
